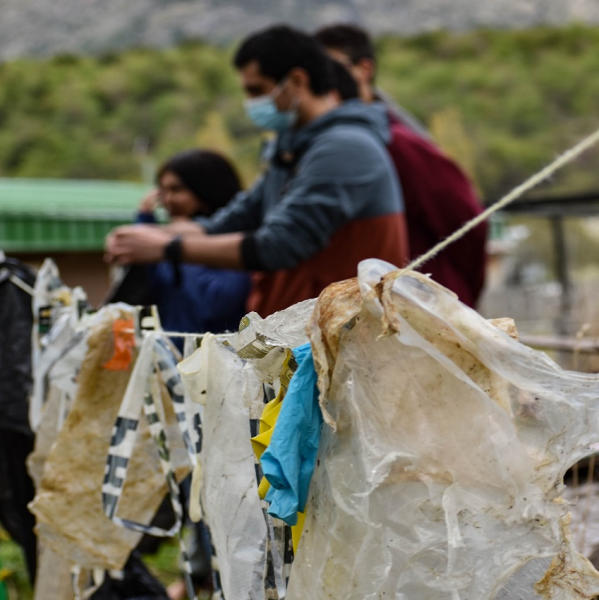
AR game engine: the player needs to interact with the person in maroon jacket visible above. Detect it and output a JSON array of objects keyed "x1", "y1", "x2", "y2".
[{"x1": 315, "y1": 24, "x2": 488, "y2": 308}]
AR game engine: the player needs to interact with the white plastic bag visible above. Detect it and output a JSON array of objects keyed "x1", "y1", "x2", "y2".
[{"x1": 180, "y1": 333, "x2": 268, "y2": 600}]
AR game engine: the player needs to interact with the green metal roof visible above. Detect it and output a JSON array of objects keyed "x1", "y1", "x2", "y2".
[{"x1": 0, "y1": 178, "x2": 153, "y2": 252}]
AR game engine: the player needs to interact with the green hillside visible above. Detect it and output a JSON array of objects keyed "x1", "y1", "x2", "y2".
[{"x1": 1, "y1": 25, "x2": 598, "y2": 200}]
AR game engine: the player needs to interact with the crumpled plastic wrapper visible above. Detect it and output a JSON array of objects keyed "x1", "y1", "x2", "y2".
[
  {"x1": 286, "y1": 259, "x2": 599, "y2": 600},
  {"x1": 29, "y1": 304, "x2": 189, "y2": 571},
  {"x1": 237, "y1": 302, "x2": 315, "y2": 404}
]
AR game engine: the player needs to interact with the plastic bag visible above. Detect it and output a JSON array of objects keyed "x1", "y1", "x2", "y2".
[
  {"x1": 0, "y1": 255, "x2": 35, "y2": 435},
  {"x1": 177, "y1": 303, "x2": 314, "y2": 600},
  {"x1": 30, "y1": 305, "x2": 189, "y2": 571},
  {"x1": 287, "y1": 259, "x2": 599, "y2": 600},
  {"x1": 179, "y1": 333, "x2": 267, "y2": 600},
  {"x1": 30, "y1": 258, "x2": 87, "y2": 432}
]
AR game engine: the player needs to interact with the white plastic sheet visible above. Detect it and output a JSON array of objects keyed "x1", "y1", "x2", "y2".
[
  {"x1": 287, "y1": 259, "x2": 599, "y2": 600},
  {"x1": 179, "y1": 333, "x2": 268, "y2": 600}
]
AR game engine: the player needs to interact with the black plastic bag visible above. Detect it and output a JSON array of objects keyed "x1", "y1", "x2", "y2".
[
  {"x1": 90, "y1": 552, "x2": 169, "y2": 600},
  {"x1": 0, "y1": 257, "x2": 37, "y2": 584},
  {"x1": 0, "y1": 257, "x2": 35, "y2": 435}
]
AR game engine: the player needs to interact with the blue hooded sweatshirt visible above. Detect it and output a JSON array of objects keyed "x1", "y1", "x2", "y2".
[{"x1": 200, "y1": 100, "x2": 407, "y2": 317}]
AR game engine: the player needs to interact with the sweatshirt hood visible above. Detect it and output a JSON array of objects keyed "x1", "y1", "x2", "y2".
[{"x1": 275, "y1": 100, "x2": 390, "y2": 163}]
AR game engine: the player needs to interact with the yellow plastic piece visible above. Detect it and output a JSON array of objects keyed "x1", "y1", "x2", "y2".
[{"x1": 250, "y1": 349, "x2": 306, "y2": 552}]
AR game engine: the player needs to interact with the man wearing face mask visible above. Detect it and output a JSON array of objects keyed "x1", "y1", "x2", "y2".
[{"x1": 106, "y1": 25, "x2": 408, "y2": 317}]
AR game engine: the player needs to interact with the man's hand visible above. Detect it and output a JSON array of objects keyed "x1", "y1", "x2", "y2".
[
  {"x1": 106, "y1": 225, "x2": 244, "y2": 269},
  {"x1": 105, "y1": 225, "x2": 172, "y2": 265}
]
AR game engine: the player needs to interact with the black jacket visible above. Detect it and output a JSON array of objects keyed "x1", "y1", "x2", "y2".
[{"x1": 0, "y1": 257, "x2": 35, "y2": 435}]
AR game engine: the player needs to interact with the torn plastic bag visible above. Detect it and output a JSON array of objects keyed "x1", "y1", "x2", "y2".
[
  {"x1": 177, "y1": 303, "x2": 314, "y2": 600},
  {"x1": 27, "y1": 319, "x2": 89, "y2": 489},
  {"x1": 102, "y1": 332, "x2": 198, "y2": 600},
  {"x1": 235, "y1": 307, "x2": 315, "y2": 599},
  {"x1": 236, "y1": 303, "x2": 314, "y2": 439},
  {"x1": 287, "y1": 259, "x2": 599, "y2": 600},
  {"x1": 261, "y1": 343, "x2": 322, "y2": 529},
  {"x1": 179, "y1": 333, "x2": 268, "y2": 600},
  {"x1": 29, "y1": 305, "x2": 190, "y2": 572},
  {"x1": 237, "y1": 301, "x2": 316, "y2": 360},
  {"x1": 30, "y1": 258, "x2": 88, "y2": 431},
  {"x1": 27, "y1": 269, "x2": 91, "y2": 599},
  {"x1": 0, "y1": 256, "x2": 38, "y2": 582}
]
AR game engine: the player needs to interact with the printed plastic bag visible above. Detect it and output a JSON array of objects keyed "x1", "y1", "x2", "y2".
[{"x1": 177, "y1": 302, "x2": 315, "y2": 600}]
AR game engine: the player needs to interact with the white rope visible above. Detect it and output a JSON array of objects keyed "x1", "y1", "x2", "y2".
[
  {"x1": 9, "y1": 274, "x2": 35, "y2": 296},
  {"x1": 122, "y1": 328, "x2": 236, "y2": 339},
  {"x1": 396, "y1": 127, "x2": 599, "y2": 277}
]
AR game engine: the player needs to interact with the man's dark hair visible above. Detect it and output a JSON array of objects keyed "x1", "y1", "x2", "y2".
[
  {"x1": 330, "y1": 59, "x2": 359, "y2": 101},
  {"x1": 314, "y1": 24, "x2": 376, "y2": 65},
  {"x1": 234, "y1": 25, "x2": 333, "y2": 96},
  {"x1": 157, "y1": 150, "x2": 242, "y2": 216}
]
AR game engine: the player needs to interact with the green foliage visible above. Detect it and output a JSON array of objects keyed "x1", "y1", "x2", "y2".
[
  {"x1": 377, "y1": 25, "x2": 599, "y2": 199},
  {"x1": 0, "y1": 25, "x2": 598, "y2": 199},
  {"x1": 0, "y1": 532, "x2": 32, "y2": 600}
]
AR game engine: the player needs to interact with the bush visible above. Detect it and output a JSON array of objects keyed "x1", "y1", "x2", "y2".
[{"x1": 1, "y1": 24, "x2": 598, "y2": 198}]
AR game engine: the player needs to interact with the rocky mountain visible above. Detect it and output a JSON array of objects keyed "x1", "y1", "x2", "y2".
[{"x1": 2, "y1": 0, "x2": 599, "y2": 60}]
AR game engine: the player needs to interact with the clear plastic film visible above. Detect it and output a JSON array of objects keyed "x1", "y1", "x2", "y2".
[{"x1": 287, "y1": 259, "x2": 599, "y2": 600}]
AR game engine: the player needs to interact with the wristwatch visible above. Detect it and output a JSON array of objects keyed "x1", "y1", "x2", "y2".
[{"x1": 163, "y1": 235, "x2": 183, "y2": 286}]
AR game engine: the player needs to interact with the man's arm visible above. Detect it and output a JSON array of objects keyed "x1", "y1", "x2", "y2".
[
  {"x1": 181, "y1": 232, "x2": 244, "y2": 269},
  {"x1": 106, "y1": 225, "x2": 245, "y2": 269},
  {"x1": 106, "y1": 174, "x2": 266, "y2": 268},
  {"x1": 107, "y1": 175, "x2": 352, "y2": 271},
  {"x1": 106, "y1": 132, "x2": 398, "y2": 272}
]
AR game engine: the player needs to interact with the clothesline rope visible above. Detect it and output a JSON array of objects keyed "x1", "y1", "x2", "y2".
[
  {"x1": 122, "y1": 328, "x2": 235, "y2": 339},
  {"x1": 9, "y1": 274, "x2": 35, "y2": 296},
  {"x1": 396, "y1": 126, "x2": 599, "y2": 277}
]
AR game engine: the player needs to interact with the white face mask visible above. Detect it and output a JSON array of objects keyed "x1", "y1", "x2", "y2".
[{"x1": 243, "y1": 79, "x2": 299, "y2": 132}]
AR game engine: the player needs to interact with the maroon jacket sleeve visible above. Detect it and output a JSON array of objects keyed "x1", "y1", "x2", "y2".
[{"x1": 387, "y1": 118, "x2": 487, "y2": 307}]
